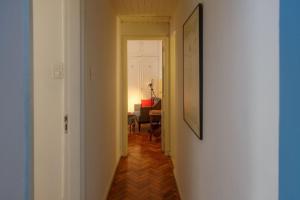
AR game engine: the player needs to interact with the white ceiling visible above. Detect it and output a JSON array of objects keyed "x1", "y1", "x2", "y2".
[{"x1": 111, "y1": 0, "x2": 178, "y2": 16}]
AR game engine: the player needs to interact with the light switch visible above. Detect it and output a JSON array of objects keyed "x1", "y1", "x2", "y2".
[{"x1": 53, "y1": 63, "x2": 64, "y2": 79}]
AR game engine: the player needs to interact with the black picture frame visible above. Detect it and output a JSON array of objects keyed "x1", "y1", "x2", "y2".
[{"x1": 183, "y1": 4, "x2": 204, "y2": 140}]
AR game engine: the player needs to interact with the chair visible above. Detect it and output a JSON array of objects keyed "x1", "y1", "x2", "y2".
[
  {"x1": 136, "y1": 98, "x2": 161, "y2": 132},
  {"x1": 128, "y1": 113, "x2": 137, "y2": 133}
]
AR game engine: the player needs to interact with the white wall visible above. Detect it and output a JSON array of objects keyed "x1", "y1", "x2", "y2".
[
  {"x1": 84, "y1": 0, "x2": 118, "y2": 199},
  {"x1": 33, "y1": 0, "x2": 65, "y2": 199},
  {"x1": 171, "y1": 0, "x2": 279, "y2": 199}
]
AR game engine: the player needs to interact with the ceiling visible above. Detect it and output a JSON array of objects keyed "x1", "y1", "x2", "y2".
[{"x1": 111, "y1": 0, "x2": 178, "y2": 16}]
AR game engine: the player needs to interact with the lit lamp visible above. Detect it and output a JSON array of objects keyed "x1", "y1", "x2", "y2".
[
  {"x1": 148, "y1": 80, "x2": 157, "y2": 109},
  {"x1": 128, "y1": 95, "x2": 140, "y2": 112}
]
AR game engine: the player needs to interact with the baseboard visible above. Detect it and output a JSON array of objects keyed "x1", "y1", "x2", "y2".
[
  {"x1": 104, "y1": 155, "x2": 121, "y2": 200},
  {"x1": 171, "y1": 159, "x2": 183, "y2": 199},
  {"x1": 164, "y1": 150, "x2": 171, "y2": 156}
]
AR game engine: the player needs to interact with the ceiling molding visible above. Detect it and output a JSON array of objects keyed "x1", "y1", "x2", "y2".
[
  {"x1": 111, "y1": 0, "x2": 178, "y2": 16},
  {"x1": 119, "y1": 16, "x2": 171, "y2": 23}
]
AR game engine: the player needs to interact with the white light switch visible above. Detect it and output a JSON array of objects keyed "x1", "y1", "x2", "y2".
[{"x1": 53, "y1": 63, "x2": 64, "y2": 79}]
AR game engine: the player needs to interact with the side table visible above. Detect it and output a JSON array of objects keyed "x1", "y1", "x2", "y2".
[{"x1": 128, "y1": 112, "x2": 137, "y2": 133}]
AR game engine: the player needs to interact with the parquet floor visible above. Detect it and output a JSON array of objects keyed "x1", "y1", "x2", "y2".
[{"x1": 107, "y1": 125, "x2": 180, "y2": 200}]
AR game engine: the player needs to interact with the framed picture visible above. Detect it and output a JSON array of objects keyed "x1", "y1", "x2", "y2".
[{"x1": 183, "y1": 4, "x2": 203, "y2": 140}]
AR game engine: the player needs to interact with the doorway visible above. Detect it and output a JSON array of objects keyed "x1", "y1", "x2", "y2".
[
  {"x1": 127, "y1": 40, "x2": 163, "y2": 148},
  {"x1": 121, "y1": 36, "x2": 170, "y2": 156}
]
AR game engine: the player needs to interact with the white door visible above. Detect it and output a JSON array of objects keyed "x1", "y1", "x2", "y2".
[
  {"x1": 34, "y1": 0, "x2": 82, "y2": 199},
  {"x1": 33, "y1": 0, "x2": 66, "y2": 199}
]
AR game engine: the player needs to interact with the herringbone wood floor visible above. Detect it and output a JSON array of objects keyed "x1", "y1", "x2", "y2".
[{"x1": 107, "y1": 125, "x2": 180, "y2": 200}]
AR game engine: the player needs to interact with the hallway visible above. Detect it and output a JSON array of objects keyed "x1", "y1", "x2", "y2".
[
  {"x1": 28, "y1": 0, "x2": 280, "y2": 199},
  {"x1": 107, "y1": 127, "x2": 180, "y2": 199}
]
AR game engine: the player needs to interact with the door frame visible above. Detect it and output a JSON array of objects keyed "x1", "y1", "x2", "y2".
[
  {"x1": 61, "y1": 0, "x2": 84, "y2": 199},
  {"x1": 63, "y1": 0, "x2": 84, "y2": 200},
  {"x1": 121, "y1": 36, "x2": 171, "y2": 156}
]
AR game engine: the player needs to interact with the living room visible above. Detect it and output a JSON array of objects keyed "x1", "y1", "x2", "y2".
[{"x1": 127, "y1": 40, "x2": 163, "y2": 143}]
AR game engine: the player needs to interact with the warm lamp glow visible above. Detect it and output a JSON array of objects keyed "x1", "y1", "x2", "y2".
[{"x1": 128, "y1": 95, "x2": 140, "y2": 112}]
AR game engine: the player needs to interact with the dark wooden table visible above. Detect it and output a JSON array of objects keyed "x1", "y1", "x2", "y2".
[
  {"x1": 128, "y1": 112, "x2": 137, "y2": 133},
  {"x1": 149, "y1": 110, "x2": 161, "y2": 140}
]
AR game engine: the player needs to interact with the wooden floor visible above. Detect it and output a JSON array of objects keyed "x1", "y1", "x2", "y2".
[{"x1": 107, "y1": 125, "x2": 180, "y2": 200}]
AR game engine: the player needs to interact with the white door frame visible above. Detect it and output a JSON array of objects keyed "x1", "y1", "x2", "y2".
[
  {"x1": 32, "y1": 0, "x2": 83, "y2": 199},
  {"x1": 121, "y1": 36, "x2": 171, "y2": 156},
  {"x1": 63, "y1": 0, "x2": 83, "y2": 199}
]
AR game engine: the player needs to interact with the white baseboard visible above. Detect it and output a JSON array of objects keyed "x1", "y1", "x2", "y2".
[
  {"x1": 171, "y1": 159, "x2": 183, "y2": 199},
  {"x1": 104, "y1": 155, "x2": 121, "y2": 200}
]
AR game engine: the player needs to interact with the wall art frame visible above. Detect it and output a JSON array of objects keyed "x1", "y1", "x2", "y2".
[{"x1": 183, "y1": 4, "x2": 204, "y2": 140}]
